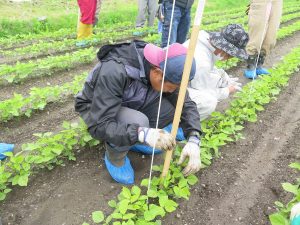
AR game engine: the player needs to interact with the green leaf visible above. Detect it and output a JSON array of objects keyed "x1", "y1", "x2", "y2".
[
  {"x1": 152, "y1": 165, "x2": 161, "y2": 172},
  {"x1": 289, "y1": 162, "x2": 300, "y2": 170},
  {"x1": 144, "y1": 204, "x2": 165, "y2": 221},
  {"x1": 282, "y1": 183, "x2": 298, "y2": 195},
  {"x1": 82, "y1": 223, "x2": 90, "y2": 225},
  {"x1": 92, "y1": 211, "x2": 104, "y2": 223},
  {"x1": 108, "y1": 200, "x2": 117, "y2": 208},
  {"x1": 122, "y1": 213, "x2": 136, "y2": 220},
  {"x1": 111, "y1": 212, "x2": 123, "y2": 219},
  {"x1": 119, "y1": 199, "x2": 129, "y2": 214},
  {"x1": 121, "y1": 187, "x2": 132, "y2": 199},
  {"x1": 274, "y1": 201, "x2": 284, "y2": 208},
  {"x1": 164, "y1": 199, "x2": 178, "y2": 212},
  {"x1": 131, "y1": 186, "x2": 141, "y2": 196},
  {"x1": 113, "y1": 222, "x2": 121, "y2": 225},
  {"x1": 141, "y1": 178, "x2": 149, "y2": 187},
  {"x1": 269, "y1": 213, "x2": 289, "y2": 225},
  {"x1": 18, "y1": 174, "x2": 29, "y2": 186},
  {"x1": 187, "y1": 174, "x2": 198, "y2": 185},
  {"x1": 147, "y1": 189, "x2": 158, "y2": 198}
]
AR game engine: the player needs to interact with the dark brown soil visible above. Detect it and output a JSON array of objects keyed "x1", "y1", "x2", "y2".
[
  {"x1": 0, "y1": 21, "x2": 299, "y2": 225},
  {"x1": 162, "y1": 71, "x2": 300, "y2": 225}
]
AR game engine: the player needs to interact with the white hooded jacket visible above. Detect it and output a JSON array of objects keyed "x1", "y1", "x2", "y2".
[{"x1": 183, "y1": 30, "x2": 233, "y2": 120}]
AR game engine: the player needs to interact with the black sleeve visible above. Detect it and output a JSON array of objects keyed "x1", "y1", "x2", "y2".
[
  {"x1": 164, "y1": 89, "x2": 202, "y2": 137},
  {"x1": 87, "y1": 61, "x2": 140, "y2": 146}
]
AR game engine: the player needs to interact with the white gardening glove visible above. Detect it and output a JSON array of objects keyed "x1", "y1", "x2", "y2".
[
  {"x1": 138, "y1": 127, "x2": 176, "y2": 151},
  {"x1": 178, "y1": 136, "x2": 201, "y2": 176}
]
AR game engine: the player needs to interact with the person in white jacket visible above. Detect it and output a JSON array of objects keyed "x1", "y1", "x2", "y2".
[{"x1": 184, "y1": 24, "x2": 249, "y2": 120}]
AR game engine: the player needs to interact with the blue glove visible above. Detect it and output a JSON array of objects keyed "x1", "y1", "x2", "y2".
[{"x1": 0, "y1": 143, "x2": 14, "y2": 160}]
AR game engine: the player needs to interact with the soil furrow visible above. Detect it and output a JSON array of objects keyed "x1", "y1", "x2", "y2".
[{"x1": 162, "y1": 71, "x2": 300, "y2": 225}]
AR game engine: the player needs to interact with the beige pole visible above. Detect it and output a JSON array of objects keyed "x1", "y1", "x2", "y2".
[{"x1": 161, "y1": 0, "x2": 206, "y2": 180}]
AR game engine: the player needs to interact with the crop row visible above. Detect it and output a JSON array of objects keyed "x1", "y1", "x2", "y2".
[
  {"x1": 0, "y1": 18, "x2": 299, "y2": 123},
  {"x1": 269, "y1": 163, "x2": 300, "y2": 225},
  {"x1": 1, "y1": 38, "x2": 300, "y2": 225},
  {"x1": 0, "y1": 47, "x2": 95, "y2": 84},
  {"x1": 81, "y1": 43, "x2": 300, "y2": 225},
  {"x1": 0, "y1": 73, "x2": 86, "y2": 122},
  {"x1": 1, "y1": 3, "x2": 299, "y2": 62}
]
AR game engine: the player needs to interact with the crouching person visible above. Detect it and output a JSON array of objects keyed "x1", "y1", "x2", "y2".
[
  {"x1": 184, "y1": 24, "x2": 249, "y2": 120},
  {"x1": 75, "y1": 40, "x2": 202, "y2": 185}
]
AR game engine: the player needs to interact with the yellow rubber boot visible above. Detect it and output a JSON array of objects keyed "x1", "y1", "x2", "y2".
[{"x1": 77, "y1": 22, "x2": 93, "y2": 39}]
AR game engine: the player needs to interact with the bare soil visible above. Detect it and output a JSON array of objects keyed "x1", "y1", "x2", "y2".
[{"x1": 0, "y1": 24, "x2": 300, "y2": 225}]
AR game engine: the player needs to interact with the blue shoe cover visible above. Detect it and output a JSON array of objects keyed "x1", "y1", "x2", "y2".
[
  {"x1": 104, "y1": 154, "x2": 134, "y2": 185},
  {"x1": 0, "y1": 143, "x2": 14, "y2": 160},
  {"x1": 163, "y1": 124, "x2": 185, "y2": 141},
  {"x1": 75, "y1": 40, "x2": 89, "y2": 47},
  {"x1": 244, "y1": 69, "x2": 257, "y2": 79},
  {"x1": 256, "y1": 67, "x2": 270, "y2": 75},
  {"x1": 132, "y1": 31, "x2": 145, "y2": 37},
  {"x1": 130, "y1": 144, "x2": 162, "y2": 155},
  {"x1": 291, "y1": 216, "x2": 300, "y2": 225}
]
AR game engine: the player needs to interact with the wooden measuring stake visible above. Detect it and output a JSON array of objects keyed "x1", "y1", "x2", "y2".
[{"x1": 161, "y1": 0, "x2": 206, "y2": 180}]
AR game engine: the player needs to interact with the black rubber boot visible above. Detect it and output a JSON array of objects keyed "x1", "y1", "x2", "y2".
[
  {"x1": 256, "y1": 55, "x2": 270, "y2": 75},
  {"x1": 244, "y1": 55, "x2": 258, "y2": 79}
]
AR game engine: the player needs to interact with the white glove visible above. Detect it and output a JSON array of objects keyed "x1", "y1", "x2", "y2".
[
  {"x1": 138, "y1": 127, "x2": 176, "y2": 151},
  {"x1": 178, "y1": 136, "x2": 201, "y2": 176},
  {"x1": 228, "y1": 77, "x2": 239, "y2": 83}
]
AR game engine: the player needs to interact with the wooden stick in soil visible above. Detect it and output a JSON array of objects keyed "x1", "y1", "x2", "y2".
[{"x1": 161, "y1": 0, "x2": 206, "y2": 181}]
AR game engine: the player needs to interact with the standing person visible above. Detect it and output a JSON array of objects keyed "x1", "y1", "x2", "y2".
[
  {"x1": 184, "y1": 24, "x2": 249, "y2": 120},
  {"x1": 161, "y1": 0, "x2": 194, "y2": 48},
  {"x1": 0, "y1": 143, "x2": 14, "y2": 160},
  {"x1": 76, "y1": 0, "x2": 101, "y2": 46},
  {"x1": 244, "y1": 0, "x2": 283, "y2": 79},
  {"x1": 75, "y1": 40, "x2": 202, "y2": 185},
  {"x1": 93, "y1": 0, "x2": 102, "y2": 28},
  {"x1": 133, "y1": 0, "x2": 158, "y2": 36}
]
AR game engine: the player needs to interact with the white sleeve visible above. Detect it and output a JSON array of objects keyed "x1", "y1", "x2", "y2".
[{"x1": 215, "y1": 87, "x2": 230, "y2": 101}]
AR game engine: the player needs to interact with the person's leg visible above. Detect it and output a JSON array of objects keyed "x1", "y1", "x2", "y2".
[
  {"x1": 106, "y1": 106, "x2": 149, "y2": 163},
  {"x1": 136, "y1": 0, "x2": 147, "y2": 28},
  {"x1": 262, "y1": 0, "x2": 282, "y2": 55},
  {"x1": 246, "y1": 0, "x2": 269, "y2": 56},
  {"x1": 93, "y1": 0, "x2": 102, "y2": 27},
  {"x1": 141, "y1": 97, "x2": 185, "y2": 140},
  {"x1": 161, "y1": 2, "x2": 181, "y2": 48},
  {"x1": 176, "y1": 7, "x2": 191, "y2": 44},
  {"x1": 257, "y1": 0, "x2": 282, "y2": 75},
  {"x1": 103, "y1": 107, "x2": 149, "y2": 184},
  {"x1": 244, "y1": 0, "x2": 270, "y2": 79},
  {"x1": 147, "y1": 0, "x2": 158, "y2": 27}
]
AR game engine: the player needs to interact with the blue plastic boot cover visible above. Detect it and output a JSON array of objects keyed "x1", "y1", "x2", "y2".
[
  {"x1": 244, "y1": 69, "x2": 257, "y2": 79},
  {"x1": 104, "y1": 154, "x2": 134, "y2": 185},
  {"x1": 163, "y1": 123, "x2": 185, "y2": 141},
  {"x1": 291, "y1": 215, "x2": 300, "y2": 225},
  {"x1": 256, "y1": 67, "x2": 270, "y2": 75},
  {"x1": 75, "y1": 40, "x2": 89, "y2": 47},
  {"x1": 130, "y1": 144, "x2": 162, "y2": 155},
  {"x1": 0, "y1": 143, "x2": 14, "y2": 160}
]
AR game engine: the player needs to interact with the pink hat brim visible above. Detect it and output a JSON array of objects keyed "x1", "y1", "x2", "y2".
[{"x1": 144, "y1": 43, "x2": 188, "y2": 67}]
